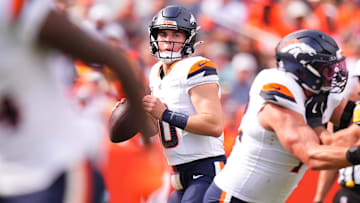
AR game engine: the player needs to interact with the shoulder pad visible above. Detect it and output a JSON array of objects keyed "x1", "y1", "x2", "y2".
[
  {"x1": 187, "y1": 59, "x2": 217, "y2": 79},
  {"x1": 260, "y1": 83, "x2": 296, "y2": 103}
]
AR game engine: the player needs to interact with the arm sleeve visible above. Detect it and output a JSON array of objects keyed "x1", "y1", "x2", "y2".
[{"x1": 185, "y1": 59, "x2": 220, "y2": 97}]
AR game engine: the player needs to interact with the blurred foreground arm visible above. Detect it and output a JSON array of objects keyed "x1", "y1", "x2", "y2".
[{"x1": 37, "y1": 10, "x2": 152, "y2": 141}]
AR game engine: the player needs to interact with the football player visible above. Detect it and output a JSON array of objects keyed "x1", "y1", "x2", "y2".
[
  {"x1": 142, "y1": 5, "x2": 226, "y2": 203},
  {"x1": 0, "y1": 0, "x2": 150, "y2": 202},
  {"x1": 203, "y1": 29, "x2": 360, "y2": 203}
]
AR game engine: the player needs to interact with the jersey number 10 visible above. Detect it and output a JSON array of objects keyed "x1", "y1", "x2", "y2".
[{"x1": 158, "y1": 120, "x2": 179, "y2": 148}]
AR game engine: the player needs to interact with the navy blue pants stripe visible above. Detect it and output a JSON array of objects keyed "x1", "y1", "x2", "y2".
[
  {"x1": 203, "y1": 182, "x2": 249, "y2": 203},
  {"x1": 0, "y1": 164, "x2": 106, "y2": 203},
  {"x1": 0, "y1": 174, "x2": 66, "y2": 203}
]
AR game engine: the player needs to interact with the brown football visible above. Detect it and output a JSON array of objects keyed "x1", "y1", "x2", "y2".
[{"x1": 108, "y1": 100, "x2": 139, "y2": 143}]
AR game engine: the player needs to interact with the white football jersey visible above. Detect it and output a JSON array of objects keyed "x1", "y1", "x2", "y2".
[
  {"x1": 149, "y1": 56, "x2": 225, "y2": 166},
  {"x1": 0, "y1": 0, "x2": 102, "y2": 196},
  {"x1": 214, "y1": 68, "x2": 341, "y2": 203}
]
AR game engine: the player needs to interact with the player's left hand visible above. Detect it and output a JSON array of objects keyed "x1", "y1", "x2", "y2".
[{"x1": 143, "y1": 95, "x2": 166, "y2": 120}]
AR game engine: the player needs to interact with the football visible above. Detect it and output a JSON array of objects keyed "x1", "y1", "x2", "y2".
[{"x1": 108, "y1": 99, "x2": 139, "y2": 143}]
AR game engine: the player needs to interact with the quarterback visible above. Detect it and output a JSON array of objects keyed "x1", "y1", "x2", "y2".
[
  {"x1": 142, "y1": 5, "x2": 226, "y2": 203},
  {"x1": 204, "y1": 29, "x2": 360, "y2": 203}
]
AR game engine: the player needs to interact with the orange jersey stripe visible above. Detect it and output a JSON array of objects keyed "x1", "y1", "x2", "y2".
[
  {"x1": 219, "y1": 190, "x2": 228, "y2": 202},
  {"x1": 219, "y1": 160, "x2": 225, "y2": 169},
  {"x1": 188, "y1": 60, "x2": 216, "y2": 76},
  {"x1": 261, "y1": 83, "x2": 295, "y2": 101},
  {"x1": 11, "y1": 0, "x2": 25, "y2": 22}
]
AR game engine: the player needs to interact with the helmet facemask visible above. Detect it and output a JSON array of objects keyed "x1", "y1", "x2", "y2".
[
  {"x1": 149, "y1": 27, "x2": 198, "y2": 64},
  {"x1": 153, "y1": 39, "x2": 184, "y2": 64},
  {"x1": 317, "y1": 57, "x2": 348, "y2": 93},
  {"x1": 148, "y1": 5, "x2": 200, "y2": 64}
]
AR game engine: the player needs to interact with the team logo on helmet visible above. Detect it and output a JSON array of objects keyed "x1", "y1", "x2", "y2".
[
  {"x1": 281, "y1": 42, "x2": 316, "y2": 59},
  {"x1": 161, "y1": 20, "x2": 177, "y2": 26}
]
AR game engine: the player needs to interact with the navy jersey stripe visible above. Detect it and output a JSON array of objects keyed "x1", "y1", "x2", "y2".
[
  {"x1": 260, "y1": 90, "x2": 296, "y2": 103},
  {"x1": 187, "y1": 66, "x2": 217, "y2": 79}
]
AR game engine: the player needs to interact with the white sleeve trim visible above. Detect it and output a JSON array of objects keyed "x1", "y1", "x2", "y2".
[{"x1": 186, "y1": 81, "x2": 221, "y2": 98}]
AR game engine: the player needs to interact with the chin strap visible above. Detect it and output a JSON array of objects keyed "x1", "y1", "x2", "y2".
[{"x1": 194, "y1": 41, "x2": 203, "y2": 48}]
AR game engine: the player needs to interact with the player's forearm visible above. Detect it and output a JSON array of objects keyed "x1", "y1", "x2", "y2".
[
  {"x1": 39, "y1": 11, "x2": 139, "y2": 98},
  {"x1": 39, "y1": 10, "x2": 108, "y2": 64},
  {"x1": 275, "y1": 123, "x2": 349, "y2": 170},
  {"x1": 313, "y1": 169, "x2": 338, "y2": 202},
  {"x1": 39, "y1": 10, "x2": 151, "y2": 137},
  {"x1": 307, "y1": 145, "x2": 351, "y2": 170},
  {"x1": 185, "y1": 114, "x2": 224, "y2": 137},
  {"x1": 146, "y1": 113, "x2": 159, "y2": 136}
]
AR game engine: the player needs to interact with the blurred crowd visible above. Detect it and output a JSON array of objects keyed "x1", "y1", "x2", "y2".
[{"x1": 50, "y1": 0, "x2": 360, "y2": 202}]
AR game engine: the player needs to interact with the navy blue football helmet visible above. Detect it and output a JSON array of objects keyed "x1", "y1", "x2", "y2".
[
  {"x1": 276, "y1": 29, "x2": 348, "y2": 94},
  {"x1": 149, "y1": 5, "x2": 199, "y2": 63}
]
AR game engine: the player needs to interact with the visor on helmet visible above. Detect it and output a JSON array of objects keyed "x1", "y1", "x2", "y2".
[{"x1": 319, "y1": 58, "x2": 348, "y2": 93}]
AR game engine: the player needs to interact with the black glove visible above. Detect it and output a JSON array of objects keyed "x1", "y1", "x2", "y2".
[{"x1": 305, "y1": 92, "x2": 329, "y2": 128}]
